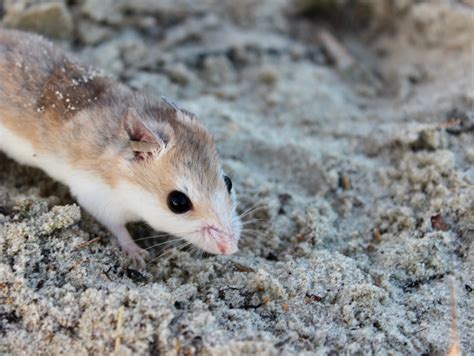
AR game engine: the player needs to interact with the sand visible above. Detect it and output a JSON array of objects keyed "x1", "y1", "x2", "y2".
[{"x1": 0, "y1": 0, "x2": 473, "y2": 354}]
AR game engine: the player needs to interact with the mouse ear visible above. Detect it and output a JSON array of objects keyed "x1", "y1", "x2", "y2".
[
  {"x1": 161, "y1": 96, "x2": 199, "y2": 125},
  {"x1": 123, "y1": 108, "x2": 165, "y2": 160}
]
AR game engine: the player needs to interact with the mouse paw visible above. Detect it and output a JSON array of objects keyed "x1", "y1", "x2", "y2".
[
  {"x1": 121, "y1": 244, "x2": 150, "y2": 266},
  {"x1": 111, "y1": 225, "x2": 150, "y2": 266}
]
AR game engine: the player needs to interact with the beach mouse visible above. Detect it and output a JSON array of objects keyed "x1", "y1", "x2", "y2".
[{"x1": 0, "y1": 29, "x2": 242, "y2": 262}]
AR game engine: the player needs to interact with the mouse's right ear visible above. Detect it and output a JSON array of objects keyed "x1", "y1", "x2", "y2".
[{"x1": 123, "y1": 107, "x2": 166, "y2": 161}]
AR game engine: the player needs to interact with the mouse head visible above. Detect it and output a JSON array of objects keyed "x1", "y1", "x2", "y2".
[{"x1": 120, "y1": 102, "x2": 241, "y2": 255}]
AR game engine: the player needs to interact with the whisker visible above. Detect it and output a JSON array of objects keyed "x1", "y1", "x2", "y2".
[
  {"x1": 190, "y1": 245, "x2": 201, "y2": 259},
  {"x1": 240, "y1": 228, "x2": 267, "y2": 235},
  {"x1": 240, "y1": 226, "x2": 266, "y2": 232},
  {"x1": 237, "y1": 205, "x2": 255, "y2": 218},
  {"x1": 150, "y1": 241, "x2": 191, "y2": 263},
  {"x1": 169, "y1": 240, "x2": 192, "y2": 252},
  {"x1": 239, "y1": 231, "x2": 268, "y2": 239},
  {"x1": 181, "y1": 241, "x2": 193, "y2": 249},
  {"x1": 117, "y1": 233, "x2": 176, "y2": 249},
  {"x1": 118, "y1": 235, "x2": 177, "y2": 249},
  {"x1": 240, "y1": 219, "x2": 264, "y2": 226},
  {"x1": 124, "y1": 227, "x2": 203, "y2": 249},
  {"x1": 242, "y1": 201, "x2": 266, "y2": 212},
  {"x1": 144, "y1": 238, "x2": 183, "y2": 251},
  {"x1": 239, "y1": 209, "x2": 260, "y2": 220},
  {"x1": 133, "y1": 233, "x2": 172, "y2": 240},
  {"x1": 238, "y1": 204, "x2": 267, "y2": 219}
]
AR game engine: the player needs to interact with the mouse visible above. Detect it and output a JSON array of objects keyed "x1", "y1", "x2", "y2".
[{"x1": 0, "y1": 28, "x2": 242, "y2": 262}]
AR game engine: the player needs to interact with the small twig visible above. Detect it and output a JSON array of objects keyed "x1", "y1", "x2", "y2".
[
  {"x1": 447, "y1": 278, "x2": 461, "y2": 356},
  {"x1": 102, "y1": 266, "x2": 113, "y2": 281},
  {"x1": 78, "y1": 237, "x2": 101, "y2": 249},
  {"x1": 318, "y1": 28, "x2": 354, "y2": 71},
  {"x1": 114, "y1": 305, "x2": 125, "y2": 355},
  {"x1": 438, "y1": 118, "x2": 462, "y2": 129},
  {"x1": 372, "y1": 228, "x2": 382, "y2": 243},
  {"x1": 412, "y1": 327, "x2": 428, "y2": 335}
]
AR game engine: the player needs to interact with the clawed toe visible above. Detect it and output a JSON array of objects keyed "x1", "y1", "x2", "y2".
[
  {"x1": 122, "y1": 245, "x2": 150, "y2": 266},
  {"x1": 111, "y1": 225, "x2": 150, "y2": 267}
]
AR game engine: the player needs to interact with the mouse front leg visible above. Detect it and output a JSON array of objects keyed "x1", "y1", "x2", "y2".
[
  {"x1": 107, "y1": 224, "x2": 150, "y2": 265},
  {"x1": 69, "y1": 181, "x2": 150, "y2": 264}
]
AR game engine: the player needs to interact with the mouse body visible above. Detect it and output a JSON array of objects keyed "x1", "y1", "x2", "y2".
[{"x1": 0, "y1": 29, "x2": 241, "y2": 261}]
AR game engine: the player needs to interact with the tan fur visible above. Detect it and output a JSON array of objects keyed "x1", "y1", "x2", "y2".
[
  {"x1": 36, "y1": 58, "x2": 112, "y2": 121},
  {"x1": 0, "y1": 28, "x2": 226, "y2": 219}
]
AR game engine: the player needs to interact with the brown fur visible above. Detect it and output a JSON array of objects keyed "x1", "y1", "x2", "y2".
[
  {"x1": 0, "y1": 29, "x2": 226, "y2": 215},
  {"x1": 36, "y1": 58, "x2": 112, "y2": 121}
]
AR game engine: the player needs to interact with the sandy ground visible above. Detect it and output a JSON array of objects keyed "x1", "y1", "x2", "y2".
[{"x1": 0, "y1": 0, "x2": 473, "y2": 354}]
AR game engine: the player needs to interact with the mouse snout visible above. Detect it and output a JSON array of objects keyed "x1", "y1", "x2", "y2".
[
  {"x1": 218, "y1": 239, "x2": 238, "y2": 255},
  {"x1": 202, "y1": 224, "x2": 238, "y2": 255}
]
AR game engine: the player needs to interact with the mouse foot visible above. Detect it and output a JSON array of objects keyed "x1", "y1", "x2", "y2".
[
  {"x1": 112, "y1": 224, "x2": 150, "y2": 266},
  {"x1": 121, "y1": 244, "x2": 150, "y2": 266}
]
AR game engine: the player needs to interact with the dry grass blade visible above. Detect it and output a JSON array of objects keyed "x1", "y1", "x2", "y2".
[
  {"x1": 114, "y1": 305, "x2": 125, "y2": 355},
  {"x1": 447, "y1": 278, "x2": 461, "y2": 356},
  {"x1": 318, "y1": 28, "x2": 354, "y2": 71},
  {"x1": 77, "y1": 237, "x2": 101, "y2": 249}
]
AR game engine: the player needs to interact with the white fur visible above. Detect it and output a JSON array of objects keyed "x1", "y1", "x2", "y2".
[
  {"x1": 171, "y1": 175, "x2": 241, "y2": 254},
  {"x1": 0, "y1": 122, "x2": 134, "y2": 228},
  {"x1": 0, "y1": 121, "x2": 241, "y2": 255}
]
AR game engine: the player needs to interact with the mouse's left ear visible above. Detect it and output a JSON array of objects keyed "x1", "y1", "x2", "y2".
[
  {"x1": 161, "y1": 97, "x2": 201, "y2": 126},
  {"x1": 123, "y1": 107, "x2": 167, "y2": 161}
]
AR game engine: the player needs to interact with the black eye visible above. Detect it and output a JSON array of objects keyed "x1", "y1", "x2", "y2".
[
  {"x1": 167, "y1": 191, "x2": 192, "y2": 214},
  {"x1": 223, "y1": 175, "x2": 232, "y2": 193}
]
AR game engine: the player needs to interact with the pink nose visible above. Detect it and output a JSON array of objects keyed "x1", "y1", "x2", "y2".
[
  {"x1": 204, "y1": 224, "x2": 238, "y2": 255},
  {"x1": 217, "y1": 240, "x2": 238, "y2": 255}
]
